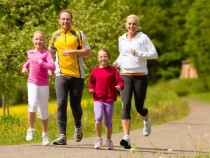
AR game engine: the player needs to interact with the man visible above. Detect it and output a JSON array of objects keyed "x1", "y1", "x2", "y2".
[{"x1": 48, "y1": 10, "x2": 92, "y2": 145}]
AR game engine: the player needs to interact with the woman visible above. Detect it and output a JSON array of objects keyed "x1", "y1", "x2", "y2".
[{"x1": 113, "y1": 14, "x2": 158, "y2": 149}]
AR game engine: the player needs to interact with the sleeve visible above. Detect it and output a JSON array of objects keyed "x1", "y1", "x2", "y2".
[
  {"x1": 38, "y1": 51, "x2": 55, "y2": 71},
  {"x1": 22, "y1": 51, "x2": 30, "y2": 68},
  {"x1": 135, "y1": 35, "x2": 158, "y2": 59},
  {"x1": 22, "y1": 60, "x2": 30, "y2": 69},
  {"x1": 80, "y1": 30, "x2": 91, "y2": 49},
  {"x1": 88, "y1": 70, "x2": 96, "y2": 90},
  {"x1": 48, "y1": 33, "x2": 56, "y2": 53},
  {"x1": 114, "y1": 68, "x2": 124, "y2": 90},
  {"x1": 114, "y1": 38, "x2": 123, "y2": 67}
]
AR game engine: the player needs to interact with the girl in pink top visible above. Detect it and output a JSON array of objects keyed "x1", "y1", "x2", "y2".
[
  {"x1": 88, "y1": 48, "x2": 124, "y2": 150},
  {"x1": 22, "y1": 30, "x2": 55, "y2": 146}
]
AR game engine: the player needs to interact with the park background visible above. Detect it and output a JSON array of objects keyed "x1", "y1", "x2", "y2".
[{"x1": 0, "y1": 0, "x2": 210, "y2": 149}]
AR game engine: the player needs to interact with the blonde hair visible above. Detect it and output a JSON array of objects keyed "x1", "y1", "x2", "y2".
[
  {"x1": 32, "y1": 30, "x2": 47, "y2": 49},
  {"x1": 126, "y1": 14, "x2": 140, "y2": 25}
]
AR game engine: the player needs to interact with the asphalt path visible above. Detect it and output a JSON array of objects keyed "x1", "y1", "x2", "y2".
[{"x1": 0, "y1": 99, "x2": 210, "y2": 158}]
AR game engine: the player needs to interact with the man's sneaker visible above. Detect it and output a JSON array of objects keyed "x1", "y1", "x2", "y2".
[
  {"x1": 120, "y1": 136, "x2": 131, "y2": 149},
  {"x1": 94, "y1": 137, "x2": 102, "y2": 149},
  {"x1": 106, "y1": 139, "x2": 114, "y2": 150},
  {"x1": 26, "y1": 128, "x2": 34, "y2": 141},
  {"x1": 42, "y1": 132, "x2": 50, "y2": 146},
  {"x1": 53, "y1": 134, "x2": 67, "y2": 145},
  {"x1": 143, "y1": 118, "x2": 151, "y2": 136},
  {"x1": 74, "y1": 126, "x2": 83, "y2": 142}
]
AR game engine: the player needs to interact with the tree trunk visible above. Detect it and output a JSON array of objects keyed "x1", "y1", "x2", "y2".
[
  {"x1": 6, "y1": 90, "x2": 10, "y2": 115},
  {"x1": 2, "y1": 94, "x2": 6, "y2": 116}
]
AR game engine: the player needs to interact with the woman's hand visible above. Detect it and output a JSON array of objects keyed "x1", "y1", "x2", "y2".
[
  {"x1": 130, "y1": 49, "x2": 136, "y2": 56},
  {"x1": 112, "y1": 61, "x2": 118, "y2": 68}
]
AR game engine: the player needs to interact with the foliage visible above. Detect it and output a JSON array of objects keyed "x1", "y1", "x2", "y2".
[
  {"x1": 184, "y1": 0, "x2": 210, "y2": 78},
  {"x1": 154, "y1": 78, "x2": 210, "y2": 97},
  {"x1": 0, "y1": 0, "x2": 210, "y2": 109}
]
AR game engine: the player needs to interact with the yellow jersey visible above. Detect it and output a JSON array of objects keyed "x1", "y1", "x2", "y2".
[{"x1": 49, "y1": 26, "x2": 90, "y2": 78}]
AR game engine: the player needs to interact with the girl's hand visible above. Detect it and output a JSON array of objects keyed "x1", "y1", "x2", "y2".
[
  {"x1": 115, "y1": 85, "x2": 121, "y2": 91},
  {"x1": 89, "y1": 89, "x2": 95, "y2": 94},
  {"x1": 48, "y1": 70, "x2": 55, "y2": 77},
  {"x1": 22, "y1": 67, "x2": 28, "y2": 75}
]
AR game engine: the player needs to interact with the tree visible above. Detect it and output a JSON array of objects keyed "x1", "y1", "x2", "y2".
[
  {"x1": 184, "y1": 0, "x2": 210, "y2": 78},
  {"x1": 0, "y1": 0, "x2": 66, "y2": 115}
]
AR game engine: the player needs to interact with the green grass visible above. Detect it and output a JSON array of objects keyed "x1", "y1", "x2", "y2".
[{"x1": 0, "y1": 85, "x2": 190, "y2": 146}]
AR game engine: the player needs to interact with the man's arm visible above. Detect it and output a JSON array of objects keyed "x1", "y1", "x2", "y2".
[{"x1": 62, "y1": 48, "x2": 91, "y2": 57}]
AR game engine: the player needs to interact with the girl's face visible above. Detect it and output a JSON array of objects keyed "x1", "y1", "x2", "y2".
[
  {"x1": 125, "y1": 17, "x2": 138, "y2": 35},
  {"x1": 32, "y1": 33, "x2": 45, "y2": 50},
  {"x1": 98, "y1": 50, "x2": 110, "y2": 68}
]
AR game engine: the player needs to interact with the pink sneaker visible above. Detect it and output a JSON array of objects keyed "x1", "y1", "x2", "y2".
[{"x1": 106, "y1": 139, "x2": 114, "y2": 150}]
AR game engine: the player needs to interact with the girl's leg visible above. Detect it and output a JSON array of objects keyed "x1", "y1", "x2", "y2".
[
  {"x1": 94, "y1": 101, "x2": 103, "y2": 137},
  {"x1": 37, "y1": 85, "x2": 49, "y2": 132},
  {"x1": 95, "y1": 122, "x2": 102, "y2": 137},
  {"x1": 26, "y1": 83, "x2": 38, "y2": 141},
  {"x1": 104, "y1": 102, "x2": 114, "y2": 150},
  {"x1": 38, "y1": 85, "x2": 50, "y2": 145},
  {"x1": 27, "y1": 83, "x2": 39, "y2": 129},
  {"x1": 93, "y1": 101, "x2": 103, "y2": 149},
  {"x1": 40, "y1": 119, "x2": 48, "y2": 133},
  {"x1": 104, "y1": 102, "x2": 114, "y2": 139},
  {"x1": 28, "y1": 112, "x2": 36, "y2": 128}
]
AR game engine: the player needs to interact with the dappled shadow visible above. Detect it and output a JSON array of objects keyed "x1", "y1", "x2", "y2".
[{"x1": 32, "y1": 143, "x2": 209, "y2": 156}]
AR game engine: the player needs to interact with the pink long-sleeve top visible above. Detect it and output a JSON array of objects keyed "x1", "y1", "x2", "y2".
[
  {"x1": 23, "y1": 49, "x2": 55, "y2": 86},
  {"x1": 88, "y1": 65, "x2": 124, "y2": 102}
]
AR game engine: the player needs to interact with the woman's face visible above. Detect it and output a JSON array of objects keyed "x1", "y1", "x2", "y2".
[{"x1": 125, "y1": 17, "x2": 139, "y2": 35}]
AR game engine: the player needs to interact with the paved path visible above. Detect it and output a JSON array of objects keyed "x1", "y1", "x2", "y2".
[{"x1": 0, "y1": 99, "x2": 210, "y2": 158}]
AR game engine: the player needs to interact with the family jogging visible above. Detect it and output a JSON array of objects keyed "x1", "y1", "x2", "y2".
[{"x1": 22, "y1": 10, "x2": 158, "y2": 150}]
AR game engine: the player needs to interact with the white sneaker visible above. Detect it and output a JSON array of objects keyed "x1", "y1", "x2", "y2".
[
  {"x1": 42, "y1": 132, "x2": 50, "y2": 146},
  {"x1": 143, "y1": 118, "x2": 151, "y2": 136},
  {"x1": 26, "y1": 128, "x2": 34, "y2": 141},
  {"x1": 106, "y1": 139, "x2": 114, "y2": 150},
  {"x1": 120, "y1": 135, "x2": 131, "y2": 149},
  {"x1": 94, "y1": 137, "x2": 102, "y2": 149}
]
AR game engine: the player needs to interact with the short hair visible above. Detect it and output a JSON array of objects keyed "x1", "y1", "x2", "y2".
[
  {"x1": 126, "y1": 14, "x2": 139, "y2": 25},
  {"x1": 59, "y1": 10, "x2": 73, "y2": 19},
  {"x1": 98, "y1": 48, "x2": 111, "y2": 59}
]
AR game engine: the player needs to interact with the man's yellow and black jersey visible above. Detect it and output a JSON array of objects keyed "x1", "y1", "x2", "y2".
[{"x1": 49, "y1": 26, "x2": 90, "y2": 78}]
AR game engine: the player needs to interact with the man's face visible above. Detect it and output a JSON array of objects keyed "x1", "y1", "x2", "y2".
[{"x1": 59, "y1": 12, "x2": 72, "y2": 31}]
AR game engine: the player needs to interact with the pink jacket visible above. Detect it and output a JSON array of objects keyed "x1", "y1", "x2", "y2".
[{"x1": 23, "y1": 49, "x2": 55, "y2": 86}]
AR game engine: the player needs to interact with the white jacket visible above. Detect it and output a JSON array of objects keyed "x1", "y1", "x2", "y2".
[{"x1": 116, "y1": 32, "x2": 158, "y2": 74}]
